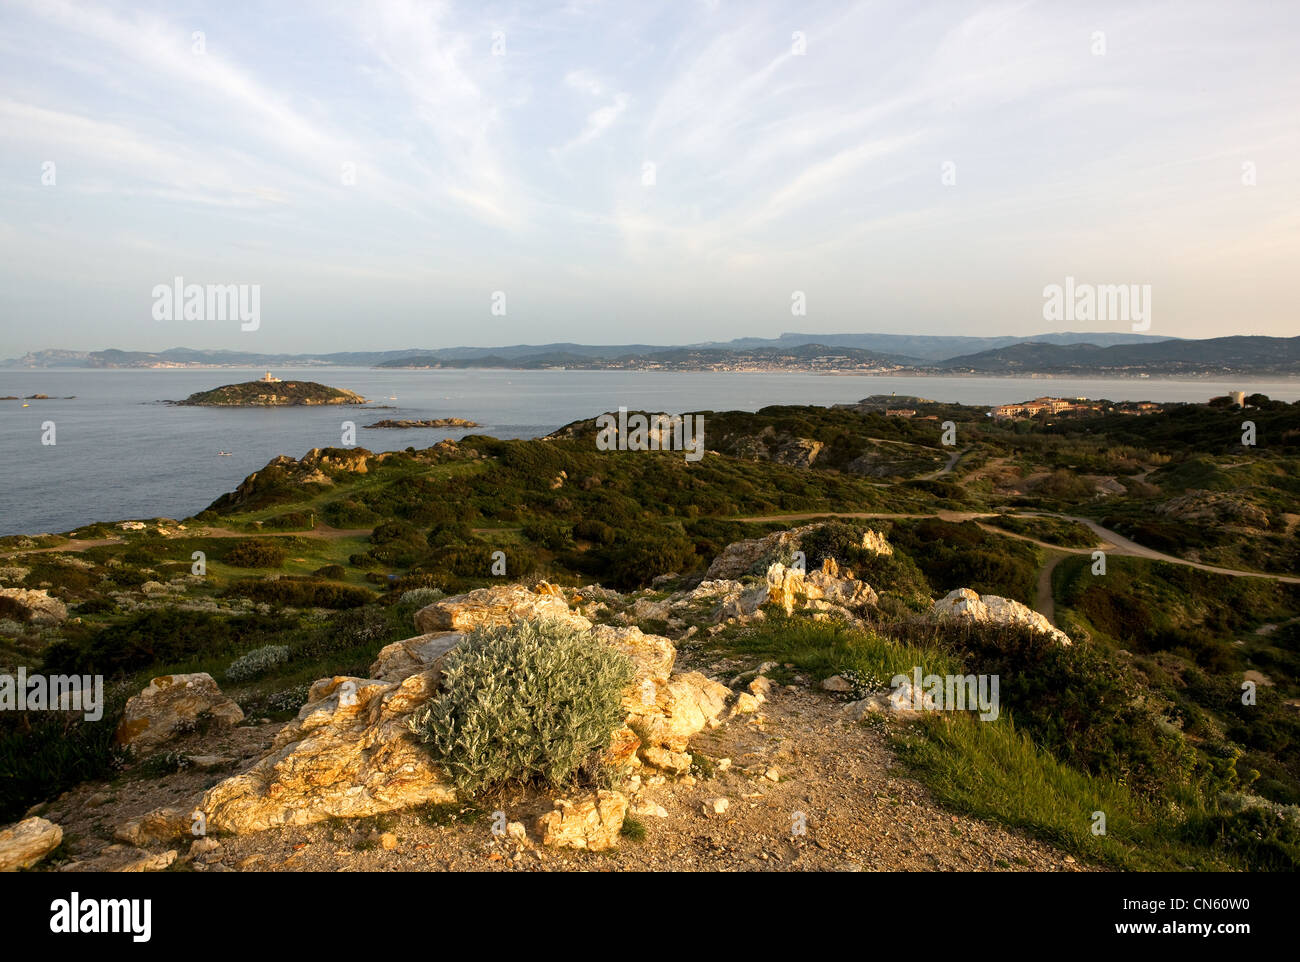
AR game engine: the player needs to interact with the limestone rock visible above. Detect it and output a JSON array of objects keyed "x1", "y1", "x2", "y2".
[
  {"x1": 414, "y1": 585, "x2": 590, "y2": 634},
  {"x1": 807, "y1": 560, "x2": 879, "y2": 608},
  {"x1": 640, "y1": 746, "x2": 693, "y2": 774},
  {"x1": 199, "y1": 670, "x2": 455, "y2": 835},
  {"x1": 369, "y1": 632, "x2": 464, "y2": 682},
  {"x1": 59, "y1": 845, "x2": 177, "y2": 873},
  {"x1": 0, "y1": 588, "x2": 67, "y2": 625},
  {"x1": 705, "y1": 523, "x2": 893, "y2": 579},
  {"x1": 0, "y1": 817, "x2": 62, "y2": 871},
  {"x1": 114, "y1": 673, "x2": 244, "y2": 754},
  {"x1": 932, "y1": 588, "x2": 1071, "y2": 645},
  {"x1": 114, "y1": 807, "x2": 191, "y2": 846},
  {"x1": 535, "y1": 790, "x2": 628, "y2": 851},
  {"x1": 628, "y1": 670, "x2": 731, "y2": 755}
]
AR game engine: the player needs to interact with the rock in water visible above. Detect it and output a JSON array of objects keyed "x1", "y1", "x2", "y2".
[{"x1": 114, "y1": 673, "x2": 244, "y2": 753}]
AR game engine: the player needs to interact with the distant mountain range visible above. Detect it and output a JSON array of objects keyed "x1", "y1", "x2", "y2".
[{"x1": 4, "y1": 333, "x2": 1297, "y2": 376}]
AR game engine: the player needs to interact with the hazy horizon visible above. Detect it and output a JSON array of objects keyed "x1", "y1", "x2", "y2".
[{"x1": 2, "y1": 0, "x2": 1298, "y2": 355}]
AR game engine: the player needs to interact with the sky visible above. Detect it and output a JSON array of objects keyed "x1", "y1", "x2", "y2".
[{"x1": 0, "y1": 0, "x2": 1297, "y2": 355}]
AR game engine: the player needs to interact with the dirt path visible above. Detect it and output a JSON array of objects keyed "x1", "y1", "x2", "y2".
[
  {"x1": 1035, "y1": 553, "x2": 1065, "y2": 625},
  {"x1": 731, "y1": 510, "x2": 1300, "y2": 584},
  {"x1": 917, "y1": 446, "x2": 967, "y2": 481},
  {"x1": 1, "y1": 525, "x2": 372, "y2": 558}
]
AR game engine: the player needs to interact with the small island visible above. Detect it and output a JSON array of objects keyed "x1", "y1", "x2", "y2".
[
  {"x1": 173, "y1": 373, "x2": 368, "y2": 407},
  {"x1": 362, "y1": 417, "x2": 480, "y2": 429}
]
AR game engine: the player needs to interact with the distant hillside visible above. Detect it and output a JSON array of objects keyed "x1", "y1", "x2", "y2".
[
  {"x1": 172, "y1": 380, "x2": 368, "y2": 406},
  {"x1": 939, "y1": 335, "x2": 1300, "y2": 374},
  {"x1": 7, "y1": 333, "x2": 1298, "y2": 376},
  {"x1": 709, "y1": 330, "x2": 1171, "y2": 361}
]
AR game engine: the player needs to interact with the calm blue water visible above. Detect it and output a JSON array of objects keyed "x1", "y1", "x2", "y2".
[{"x1": 2, "y1": 368, "x2": 1296, "y2": 536}]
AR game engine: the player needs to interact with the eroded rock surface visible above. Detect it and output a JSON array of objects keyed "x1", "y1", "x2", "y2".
[
  {"x1": 115, "y1": 673, "x2": 244, "y2": 754},
  {"x1": 932, "y1": 588, "x2": 1071, "y2": 646}
]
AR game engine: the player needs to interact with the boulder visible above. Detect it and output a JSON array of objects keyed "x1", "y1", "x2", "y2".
[
  {"x1": 369, "y1": 632, "x2": 464, "y2": 682},
  {"x1": 114, "y1": 673, "x2": 244, "y2": 753},
  {"x1": 535, "y1": 790, "x2": 628, "y2": 851},
  {"x1": 932, "y1": 588, "x2": 1071, "y2": 646},
  {"x1": 59, "y1": 846, "x2": 177, "y2": 873},
  {"x1": 806, "y1": 559, "x2": 879, "y2": 607},
  {"x1": 114, "y1": 807, "x2": 192, "y2": 846},
  {"x1": 628, "y1": 670, "x2": 731, "y2": 754},
  {"x1": 0, "y1": 817, "x2": 62, "y2": 871},
  {"x1": 0, "y1": 588, "x2": 67, "y2": 625},
  {"x1": 414, "y1": 585, "x2": 590, "y2": 633},
  {"x1": 199, "y1": 670, "x2": 455, "y2": 834}
]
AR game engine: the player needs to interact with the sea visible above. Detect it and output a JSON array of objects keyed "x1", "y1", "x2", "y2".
[{"x1": 2, "y1": 367, "x2": 1297, "y2": 537}]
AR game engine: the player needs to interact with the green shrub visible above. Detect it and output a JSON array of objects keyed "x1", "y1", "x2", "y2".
[
  {"x1": 224, "y1": 539, "x2": 287, "y2": 568},
  {"x1": 313, "y1": 564, "x2": 346, "y2": 580},
  {"x1": 1181, "y1": 802, "x2": 1300, "y2": 871},
  {"x1": 322, "y1": 499, "x2": 380, "y2": 527},
  {"x1": 0, "y1": 693, "x2": 127, "y2": 822},
  {"x1": 42, "y1": 610, "x2": 292, "y2": 678},
  {"x1": 226, "y1": 644, "x2": 291, "y2": 682},
  {"x1": 263, "y1": 511, "x2": 315, "y2": 531},
  {"x1": 224, "y1": 579, "x2": 373, "y2": 609},
  {"x1": 407, "y1": 619, "x2": 636, "y2": 795}
]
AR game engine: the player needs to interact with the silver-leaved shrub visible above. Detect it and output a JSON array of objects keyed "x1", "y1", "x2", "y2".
[
  {"x1": 407, "y1": 619, "x2": 636, "y2": 795},
  {"x1": 225, "y1": 643, "x2": 291, "y2": 682}
]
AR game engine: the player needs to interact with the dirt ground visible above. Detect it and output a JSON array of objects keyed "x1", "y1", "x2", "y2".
[{"x1": 35, "y1": 668, "x2": 1088, "y2": 873}]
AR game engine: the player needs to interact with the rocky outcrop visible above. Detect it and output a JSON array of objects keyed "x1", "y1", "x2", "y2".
[
  {"x1": 369, "y1": 632, "x2": 465, "y2": 682},
  {"x1": 115, "y1": 673, "x2": 244, "y2": 754},
  {"x1": 1156, "y1": 490, "x2": 1271, "y2": 530},
  {"x1": 413, "y1": 583, "x2": 589, "y2": 634},
  {"x1": 658, "y1": 559, "x2": 877, "y2": 624},
  {"x1": 199, "y1": 670, "x2": 456, "y2": 834},
  {"x1": 705, "y1": 523, "x2": 892, "y2": 579},
  {"x1": 198, "y1": 586, "x2": 748, "y2": 835},
  {"x1": 773, "y1": 438, "x2": 824, "y2": 468},
  {"x1": 0, "y1": 817, "x2": 62, "y2": 871},
  {"x1": 536, "y1": 790, "x2": 628, "y2": 851},
  {"x1": 932, "y1": 588, "x2": 1072, "y2": 646},
  {"x1": 0, "y1": 588, "x2": 68, "y2": 625}
]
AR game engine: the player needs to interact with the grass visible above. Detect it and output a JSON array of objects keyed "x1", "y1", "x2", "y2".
[
  {"x1": 890, "y1": 712, "x2": 1234, "y2": 871},
  {"x1": 620, "y1": 815, "x2": 646, "y2": 842},
  {"x1": 420, "y1": 802, "x2": 485, "y2": 828},
  {"x1": 717, "y1": 614, "x2": 961, "y2": 688}
]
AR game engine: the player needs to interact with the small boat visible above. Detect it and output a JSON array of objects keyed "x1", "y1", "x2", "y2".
[{"x1": 218, "y1": 451, "x2": 233, "y2": 456}]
